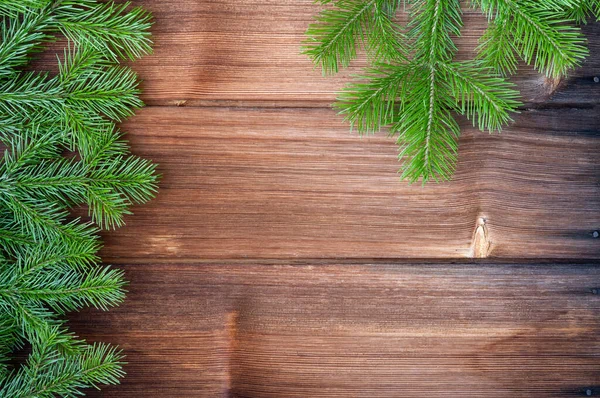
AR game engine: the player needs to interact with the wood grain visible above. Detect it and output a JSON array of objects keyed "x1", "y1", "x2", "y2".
[
  {"x1": 128, "y1": 0, "x2": 599, "y2": 107},
  {"x1": 70, "y1": 263, "x2": 600, "y2": 397},
  {"x1": 99, "y1": 106, "x2": 600, "y2": 262},
  {"x1": 33, "y1": 1, "x2": 600, "y2": 107},
  {"x1": 30, "y1": 2, "x2": 600, "y2": 397}
]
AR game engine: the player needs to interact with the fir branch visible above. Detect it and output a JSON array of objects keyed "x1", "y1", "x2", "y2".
[
  {"x1": 0, "y1": 44, "x2": 144, "y2": 160},
  {"x1": 0, "y1": 1, "x2": 155, "y2": 395},
  {"x1": 0, "y1": 61, "x2": 142, "y2": 125},
  {"x1": 0, "y1": 1, "x2": 152, "y2": 61},
  {"x1": 304, "y1": 0, "x2": 406, "y2": 74},
  {"x1": 395, "y1": 0, "x2": 464, "y2": 182},
  {"x1": 336, "y1": 63, "x2": 415, "y2": 133},
  {"x1": 0, "y1": 327, "x2": 124, "y2": 398},
  {"x1": 1, "y1": 140, "x2": 157, "y2": 229},
  {"x1": 306, "y1": 0, "x2": 596, "y2": 182},
  {"x1": 52, "y1": 1, "x2": 153, "y2": 61},
  {"x1": 393, "y1": 66, "x2": 461, "y2": 182},
  {"x1": 475, "y1": 0, "x2": 589, "y2": 78},
  {"x1": 561, "y1": 0, "x2": 600, "y2": 23},
  {"x1": 1, "y1": 265, "x2": 125, "y2": 314},
  {"x1": 0, "y1": 13, "x2": 50, "y2": 77},
  {"x1": 441, "y1": 61, "x2": 521, "y2": 132},
  {"x1": 0, "y1": 1, "x2": 51, "y2": 17},
  {"x1": 475, "y1": 14, "x2": 518, "y2": 76}
]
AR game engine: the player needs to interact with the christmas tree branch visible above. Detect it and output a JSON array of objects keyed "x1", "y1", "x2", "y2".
[{"x1": 306, "y1": 0, "x2": 596, "y2": 182}]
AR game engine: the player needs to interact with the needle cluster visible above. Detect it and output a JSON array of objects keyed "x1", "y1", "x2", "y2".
[
  {"x1": 305, "y1": 0, "x2": 599, "y2": 182},
  {"x1": 0, "y1": 1, "x2": 155, "y2": 396}
]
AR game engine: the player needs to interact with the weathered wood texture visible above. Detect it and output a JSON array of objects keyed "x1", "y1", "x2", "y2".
[
  {"x1": 100, "y1": 106, "x2": 600, "y2": 262},
  {"x1": 56, "y1": 1, "x2": 600, "y2": 397},
  {"x1": 31, "y1": 1, "x2": 600, "y2": 106},
  {"x1": 124, "y1": 0, "x2": 599, "y2": 107},
  {"x1": 72, "y1": 263, "x2": 600, "y2": 397}
]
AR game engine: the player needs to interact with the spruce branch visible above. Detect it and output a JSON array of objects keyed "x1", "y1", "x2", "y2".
[
  {"x1": 0, "y1": 1, "x2": 50, "y2": 17},
  {"x1": 304, "y1": 0, "x2": 406, "y2": 74},
  {"x1": 441, "y1": 61, "x2": 521, "y2": 133},
  {"x1": 0, "y1": 1, "x2": 154, "y2": 396},
  {"x1": 52, "y1": 1, "x2": 153, "y2": 61},
  {"x1": 306, "y1": 0, "x2": 596, "y2": 182},
  {"x1": 336, "y1": 63, "x2": 415, "y2": 133},
  {"x1": 0, "y1": 326, "x2": 124, "y2": 398},
  {"x1": 0, "y1": 0, "x2": 152, "y2": 62},
  {"x1": 559, "y1": 0, "x2": 600, "y2": 23},
  {"x1": 475, "y1": 0, "x2": 589, "y2": 78},
  {"x1": 0, "y1": 12, "x2": 50, "y2": 78}
]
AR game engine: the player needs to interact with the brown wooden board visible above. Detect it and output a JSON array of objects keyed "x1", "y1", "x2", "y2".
[
  {"x1": 99, "y1": 106, "x2": 600, "y2": 263},
  {"x1": 32, "y1": 1, "x2": 600, "y2": 107},
  {"x1": 132, "y1": 1, "x2": 600, "y2": 107},
  {"x1": 71, "y1": 263, "x2": 600, "y2": 397},
  {"x1": 29, "y1": 1, "x2": 600, "y2": 397}
]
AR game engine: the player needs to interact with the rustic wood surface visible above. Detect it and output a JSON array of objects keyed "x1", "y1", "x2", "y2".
[
  {"x1": 75, "y1": 263, "x2": 600, "y2": 397},
  {"x1": 98, "y1": 106, "x2": 600, "y2": 262},
  {"x1": 126, "y1": 1, "x2": 600, "y2": 107},
  {"x1": 33, "y1": 2, "x2": 600, "y2": 106},
  {"x1": 58, "y1": 1, "x2": 600, "y2": 396}
]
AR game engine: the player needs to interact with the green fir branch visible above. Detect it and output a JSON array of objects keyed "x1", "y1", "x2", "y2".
[
  {"x1": 475, "y1": 0, "x2": 589, "y2": 78},
  {"x1": 52, "y1": 1, "x2": 153, "y2": 61},
  {"x1": 304, "y1": 0, "x2": 406, "y2": 74},
  {"x1": 560, "y1": 0, "x2": 600, "y2": 23},
  {"x1": 306, "y1": 0, "x2": 596, "y2": 182},
  {"x1": 0, "y1": 1, "x2": 155, "y2": 396}
]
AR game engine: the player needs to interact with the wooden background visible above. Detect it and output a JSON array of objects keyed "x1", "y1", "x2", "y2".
[{"x1": 63, "y1": 1, "x2": 600, "y2": 396}]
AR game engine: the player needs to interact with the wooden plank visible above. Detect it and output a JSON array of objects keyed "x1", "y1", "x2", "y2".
[
  {"x1": 99, "y1": 106, "x2": 600, "y2": 262},
  {"x1": 70, "y1": 263, "x2": 600, "y2": 397},
  {"x1": 131, "y1": 1, "x2": 600, "y2": 106},
  {"x1": 33, "y1": 1, "x2": 600, "y2": 106},
  {"x1": 132, "y1": 0, "x2": 598, "y2": 106}
]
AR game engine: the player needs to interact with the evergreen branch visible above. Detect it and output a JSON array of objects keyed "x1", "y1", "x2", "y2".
[
  {"x1": 0, "y1": 314, "x2": 20, "y2": 374},
  {"x1": 336, "y1": 63, "x2": 414, "y2": 133},
  {"x1": 304, "y1": 0, "x2": 405, "y2": 74},
  {"x1": 561, "y1": 0, "x2": 600, "y2": 23},
  {"x1": 305, "y1": 0, "x2": 380, "y2": 74},
  {"x1": 1, "y1": 266, "x2": 126, "y2": 313},
  {"x1": 1, "y1": 198, "x2": 75, "y2": 242},
  {"x1": 0, "y1": 72, "x2": 62, "y2": 116},
  {"x1": 0, "y1": 1, "x2": 154, "y2": 395},
  {"x1": 52, "y1": 1, "x2": 153, "y2": 61},
  {"x1": 475, "y1": 0, "x2": 589, "y2": 78},
  {"x1": 306, "y1": 0, "x2": 598, "y2": 181},
  {"x1": 475, "y1": 14, "x2": 518, "y2": 76},
  {"x1": 391, "y1": 66, "x2": 459, "y2": 182},
  {"x1": 65, "y1": 64, "x2": 143, "y2": 121},
  {"x1": 90, "y1": 155, "x2": 158, "y2": 205},
  {"x1": 367, "y1": 1, "x2": 406, "y2": 63},
  {"x1": 2, "y1": 153, "x2": 157, "y2": 230},
  {"x1": 0, "y1": 0, "x2": 50, "y2": 17},
  {"x1": 0, "y1": 228, "x2": 33, "y2": 252},
  {"x1": 0, "y1": 1, "x2": 153, "y2": 69},
  {"x1": 408, "y1": 0, "x2": 462, "y2": 63},
  {"x1": 441, "y1": 61, "x2": 521, "y2": 132},
  {"x1": 394, "y1": 0, "x2": 463, "y2": 182},
  {"x1": 0, "y1": 63, "x2": 142, "y2": 125},
  {"x1": 0, "y1": 44, "x2": 143, "y2": 159},
  {"x1": 0, "y1": 13, "x2": 50, "y2": 77},
  {"x1": 80, "y1": 127, "x2": 129, "y2": 166},
  {"x1": 0, "y1": 130, "x2": 62, "y2": 173},
  {"x1": 9, "y1": 228, "x2": 100, "y2": 276},
  {"x1": 0, "y1": 327, "x2": 124, "y2": 398}
]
